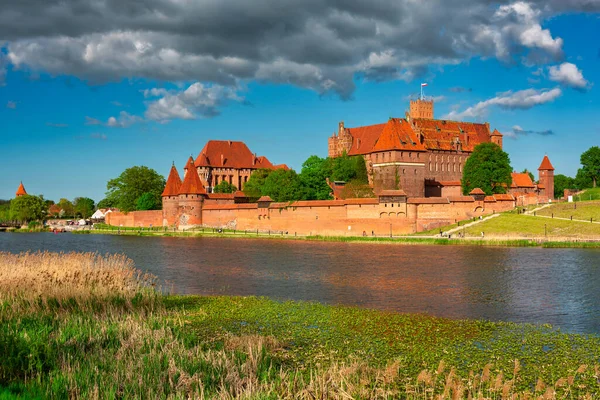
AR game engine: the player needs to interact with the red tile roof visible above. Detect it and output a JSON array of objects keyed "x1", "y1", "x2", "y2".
[
  {"x1": 179, "y1": 157, "x2": 206, "y2": 195},
  {"x1": 257, "y1": 196, "x2": 273, "y2": 202},
  {"x1": 371, "y1": 119, "x2": 426, "y2": 152},
  {"x1": 205, "y1": 193, "x2": 234, "y2": 199},
  {"x1": 162, "y1": 164, "x2": 182, "y2": 197},
  {"x1": 194, "y1": 140, "x2": 281, "y2": 170},
  {"x1": 412, "y1": 119, "x2": 491, "y2": 152},
  {"x1": 511, "y1": 173, "x2": 535, "y2": 188},
  {"x1": 346, "y1": 123, "x2": 387, "y2": 155},
  {"x1": 469, "y1": 188, "x2": 486, "y2": 195},
  {"x1": 493, "y1": 194, "x2": 514, "y2": 201},
  {"x1": 15, "y1": 182, "x2": 27, "y2": 196},
  {"x1": 538, "y1": 155, "x2": 554, "y2": 171},
  {"x1": 344, "y1": 118, "x2": 493, "y2": 155},
  {"x1": 448, "y1": 196, "x2": 475, "y2": 202}
]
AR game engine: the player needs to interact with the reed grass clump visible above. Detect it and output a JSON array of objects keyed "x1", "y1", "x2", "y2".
[{"x1": 0, "y1": 251, "x2": 158, "y2": 314}]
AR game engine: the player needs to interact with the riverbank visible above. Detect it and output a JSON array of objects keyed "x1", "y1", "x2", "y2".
[
  {"x1": 74, "y1": 225, "x2": 600, "y2": 248},
  {"x1": 1, "y1": 252, "x2": 600, "y2": 398}
]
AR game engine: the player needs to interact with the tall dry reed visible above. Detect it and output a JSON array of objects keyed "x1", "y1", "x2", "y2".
[{"x1": 0, "y1": 251, "x2": 157, "y2": 313}]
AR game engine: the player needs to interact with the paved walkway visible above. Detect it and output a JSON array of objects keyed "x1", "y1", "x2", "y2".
[
  {"x1": 445, "y1": 213, "x2": 500, "y2": 235},
  {"x1": 524, "y1": 204, "x2": 551, "y2": 215}
]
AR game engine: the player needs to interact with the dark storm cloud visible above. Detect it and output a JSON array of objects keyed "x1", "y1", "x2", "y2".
[{"x1": 1, "y1": 0, "x2": 598, "y2": 98}]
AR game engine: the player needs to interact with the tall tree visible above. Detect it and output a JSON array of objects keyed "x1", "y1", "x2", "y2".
[
  {"x1": 136, "y1": 192, "x2": 161, "y2": 210},
  {"x1": 262, "y1": 169, "x2": 306, "y2": 202},
  {"x1": 461, "y1": 143, "x2": 512, "y2": 195},
  {"x1": 105, "y1": 166, "x2": 166, "y2": 212},
  {"x1": 553, "y1": 174, "x2": 575, "y2": 199},
  {"x1": 57, "y1": 198, "x2": 75, "y2": 218},
  {"x1": 74, "y1": 197, "x2": 95, "y2": 218},
  {"x1": 580, "y1": 146, "x2": 600, "y2": 188},
  {"x1": 243, "y1": 169, "x2": 273, "y2": 200},
  {"x1": 329, "y1": 152, "x2": 369, "y2": 184},
  {"x1": 213, "y1": 181, "x2": 237, "y2": 194},
  {"x1": 97, "y1": 198, "x2": 116, "y2": 209},
  {"x1": 575, "y1": 168, "x2": 593, "y2": 190},
  {"x1": 300, "y1": 155, "x2": 333, "y2": 200},
  {"x1": 9, "y1": 195, "x2": 46, "y2": 222}
]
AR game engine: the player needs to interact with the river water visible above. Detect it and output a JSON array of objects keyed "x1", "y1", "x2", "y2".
[{"x1": 1, "y1": 232, "x2": 599, "y2": 334}]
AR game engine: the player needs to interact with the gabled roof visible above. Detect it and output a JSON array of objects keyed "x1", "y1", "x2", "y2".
[
  {"x1": 343, "y1": 118, "x2": 493, "y2": 155},
  {"x1": 15, "y1": 182, "x2": 27, "y2": 196},
  {"x1": 511, "y1": 172, "x2": 535, "y2": 188},
  {"x1": 194, "y1": 140, "x2": 281, "y2": 170},
  {"x1": 371, "y1": 119, "x2": 426, "y2": 152},
  {"x1": 469, "y1": 188, "x2": 486, "y2": 195},
  {"x1": 412, "y1": 119, "x2": 492, "y2": 152},
  {"x1": 378, "y1": 189, "x2": 407, "y2": 196},
  {"x1": 162, "y1": 164, "x2": 182, "y2": 197},
  {"x1": 179, "y1": 157, "x2": 206, "y2": 195},
  {"x1": 538, "y1": 155, "x2": 554, "y2": 171},
  {"x1": 346, "y1": 123, "x2": 387, "y2": 155},
  {"x1": 257, "y1": 196, "x2": 273, "y2": 202}
]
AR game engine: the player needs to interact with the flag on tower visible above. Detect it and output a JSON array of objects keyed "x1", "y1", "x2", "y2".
[{"x1": 421, "y1": 83, "x2": 428, "y2": 87}]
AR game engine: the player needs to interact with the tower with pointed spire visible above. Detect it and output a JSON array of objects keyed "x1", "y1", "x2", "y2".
[
  {"x1": 176, "y1": 156, "x2": 206, "y2": 227},
  {"x1": 15, "y1": 182, "x2": 27, "y2": 197},
  {"x1": 161, "y1": 163, "x2": 182, "y2": 226},
  {"x1": 538, "y1": 155, "x2": 555, "y2": 201}
]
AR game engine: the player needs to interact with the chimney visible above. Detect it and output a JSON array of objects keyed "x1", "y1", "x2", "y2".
[
  {"x1": 356, "y1": 138, "x2": 361, "y2": 149},
  {"x1": 221, "y1": 154, "x2": 224, "y2": 165},
  {"x1": 228, "y1": 140, "x2": 232, "y2": 146},
  {"x1": 463, "y1": 131, "x2": 468, "y2": 148},
  {"x1": 338, "y1": 121, "x2": 345, "y2": 136}
]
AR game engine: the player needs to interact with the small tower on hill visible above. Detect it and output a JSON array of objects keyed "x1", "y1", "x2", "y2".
[
  {"x1": 177, "y1": 156, "x2": 206, "y2": 227},
  {"x1": 161, "y1": 163, "x2": 182, "y2": 226},
  {"x1": 15, "y1": 182, "x2": 27, "y2": 197},
  {"x1": 538, "y1": 155, "x2": 555, "y2": 201}
]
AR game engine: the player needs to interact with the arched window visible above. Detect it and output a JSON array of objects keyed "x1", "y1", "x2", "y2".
[{"x1": 429, "y1": 162, "x2": 432, "y2": 171}]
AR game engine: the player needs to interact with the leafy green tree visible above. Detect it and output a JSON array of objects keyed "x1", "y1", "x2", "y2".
[
  {"x1": 136, "y1": 192, "x2": 161, "y2": 210},
  {"x1": 461, "y1": 143, "x2": 512, "y2": 195},
  {"x1": 213, "y1": 181, "x2": 237, "y2": 194},
  {"x1": 300, "y1": 155, "x2": 333, "y2": 200},
  {"x1": 9, "y1": 195, "x2": 46, "y2": 222},
  {"x1": 575, "y1": 168, "x2": 593, "y2": 190},
  {"x1": 0, "y1": 200, "x2": 10, "y2": 222},
  {"x1": 97, "y1": 198, "x2": 116, "y2": 209},
  {"x1": 74, "y1": 197, "x2": 95, "y2": 218},
  {"x1": 580, "y1": 146, "x2": 600, "y2": 188},
  {"x1": 58, "y1": 198, "x2": 75, "y2": 218},
  {"x1": 243, "y1": 169, "x2": 273, "y2": 200},
  {"x1": 330, "y1": 152, "x2": 369, "y2": 184},
  {"x1": 262, "y1": 169, "x2": 306, "y2": 202},
  {"x1": 553, "y1": 174, "x2": 575, "y2": 198},
  {"x1": 105, "y1": 166, "x2": 166, "y2": 212}
]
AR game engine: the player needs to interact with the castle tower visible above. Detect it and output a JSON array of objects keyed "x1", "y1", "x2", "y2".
[
  {"x1": 161, "y1": 163, "x2": 182, "y2": 226},
  {"x1": 177, "y1": 156, "x2": 206, "y2": 227},
  {"x1": 491, "y1": 129, "x2": 503, "y2": 149},
  {"x1": 538, "y1": 155, "x2": 555, "y2": 201},
  {"x1": 409, "y1": 99, "x2": 434, "y2": 119},
  {"x1": 15, "y1": 182, "x2": 27, "y2": 197}
]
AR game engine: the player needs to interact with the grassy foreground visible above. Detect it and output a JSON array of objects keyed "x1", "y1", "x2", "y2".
[{"x1": 2, "y1": 252, "x2": 600, "y2": 399}]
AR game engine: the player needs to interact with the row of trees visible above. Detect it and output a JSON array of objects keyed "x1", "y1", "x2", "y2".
[
  {"x1": 242, "y1": 153, "x2": 370, "y2": 202},
  {"x1": 98, "y1": 166, "x2": 166, "y2": 212}
]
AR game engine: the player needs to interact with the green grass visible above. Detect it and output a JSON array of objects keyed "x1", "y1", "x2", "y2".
[
  {"x1": 537, "y1": 200, "x2": 600, "y2": 221},
  {"x1": 461, "y1": 213, "x2": 600, "y2": 238},
  {"x1": 572, "y1": 187, "x2": 600, "y2": 202}
]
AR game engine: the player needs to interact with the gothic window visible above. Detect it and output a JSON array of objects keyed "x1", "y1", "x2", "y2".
[
  {"x1": 429, "y1": 162, "x2": 432, "y2": 172},
  {"x1": 436, "y1": 163, "x2": 438, "y2": 172}
]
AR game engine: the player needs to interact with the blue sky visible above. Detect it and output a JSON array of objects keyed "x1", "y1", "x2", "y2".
[{"x1": 0, "y1": 1, "x2": 598, "y2": 202}]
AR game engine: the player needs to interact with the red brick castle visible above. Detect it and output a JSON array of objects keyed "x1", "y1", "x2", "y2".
[{"x1": 328, "y1": 98, "x2": 503, "y2": 197}]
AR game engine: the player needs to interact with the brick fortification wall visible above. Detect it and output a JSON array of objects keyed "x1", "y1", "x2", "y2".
[
  {"x1": 201, "y1": 196, "x2": 515, "y2": 235},
  {"x1": 105, "y1": 197, "x2": 515, "y2": 235},
  {"x1": 106, "y1": 210, "x2": 163, "y2": 227}
]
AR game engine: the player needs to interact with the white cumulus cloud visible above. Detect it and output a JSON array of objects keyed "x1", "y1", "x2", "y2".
[
  {"x1": 548, "y1": 62, "x2": 590, "y2": 91},
  {"x1": 445, "y1": 87, "x2": 562, "y2": 120},
  {"x1": 145, "y1": 83, "x2": 243, "y2": 123}
]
